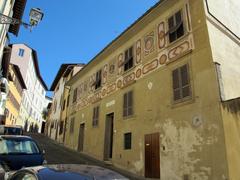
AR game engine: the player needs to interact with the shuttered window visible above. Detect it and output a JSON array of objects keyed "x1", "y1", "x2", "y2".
[
  {"x1": 92, "y1": 106, "x2": 99, "y2": 127},
  {"x1": 124, "y1": 133, "x2": 132, "y2": 150},
  {"x1": 72, "y1": 88, "x2": 78, "y2": 103},
  {"x1": 95, "y1": 70, "x2": 102, "y2": 90},
  {"x1": 124, "y1": 47, "x2": 134, "y2": 71},
  {"x1": 172, "y1": 64, "x2": 191, "y2": 101},
  {"x1": 123, "y1": 91, "x2": 133, "y2": 117},
  {"x1": 168, "y1": 10, "x2": 184, "y2": 43},
  {"x1": 70, "y1": 118, "x2": 75, "y2": 133}
]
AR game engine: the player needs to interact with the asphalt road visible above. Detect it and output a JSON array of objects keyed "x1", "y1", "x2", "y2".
[{"x1": 29, "y1": 133, "x2": 145, "y2": 180}]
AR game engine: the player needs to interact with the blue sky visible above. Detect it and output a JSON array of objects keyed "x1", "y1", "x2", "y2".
[{"x1": 10, "y1": 0, "x2": 159, "y2": 94}]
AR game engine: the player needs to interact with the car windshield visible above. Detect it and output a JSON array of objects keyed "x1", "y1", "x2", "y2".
[
  {"x1": 0, "y1": 138, "x2": 40, "y2": 155},
  {"x1": 4, "y1": 128, "x2": 22, "y2": 135}
]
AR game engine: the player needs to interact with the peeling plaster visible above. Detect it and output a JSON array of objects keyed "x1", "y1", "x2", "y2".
[
  {"x1": 132, "y1": 141, "x2": 144, "y2": 173},
  {"x1": 160, "y1": 118, "x2": 219, "y2": 180}
]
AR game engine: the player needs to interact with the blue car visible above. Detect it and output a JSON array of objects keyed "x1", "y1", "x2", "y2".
[{"x1": 0, "y1": 135, "x2": 45, "y2": 171}]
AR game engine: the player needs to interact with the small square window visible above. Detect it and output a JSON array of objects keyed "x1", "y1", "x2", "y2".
[
  {"x1": 18, "y1": 49, "x2": 25, "y2": 57},
  {"x1": 124, "y1": 133, "x2": 132, "y2": 150}
]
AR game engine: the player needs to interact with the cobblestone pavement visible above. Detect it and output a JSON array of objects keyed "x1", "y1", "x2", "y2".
[{"x1": 28, "y1": 133, "x2": 145, "y2": 180}]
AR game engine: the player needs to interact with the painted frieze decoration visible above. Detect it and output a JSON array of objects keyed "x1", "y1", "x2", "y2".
[
  {"x1": 158, "y1": 22, "x2": 166, "y2": 49},
  {"x1": 102, "y1": 64, "x2": 108, "y2": 85},
  {"x1": 144, "y1": 31, "x2": 155, "y2": 56},
  {"x1": 118, "y1": 53, "x2": 124, "y2": 75},
  {"x1": 70, "y1": 34, "x2": 195, "y2": 114},
  {"x1": 136, "y1": 39, "x2": 142, "y2": 64}
]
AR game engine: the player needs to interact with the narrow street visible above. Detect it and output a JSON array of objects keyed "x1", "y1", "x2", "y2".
[{"x1": 28, "y1": 133, "x2": 144, "y2": 180}]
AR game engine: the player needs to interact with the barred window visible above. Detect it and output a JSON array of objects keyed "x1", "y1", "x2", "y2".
[
  {"x1": 123, "y1": 91, "x2": 133, "y2": 117},
  {"x1": 92, "y1": 106, "x2": 100, "y2": 127},
  {"x1": 172, "y1": 64, "x2": 191, "y2": 101}
]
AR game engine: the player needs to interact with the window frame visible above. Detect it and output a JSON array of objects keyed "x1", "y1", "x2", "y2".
[
  {"x1": 70, "y1": 118, "x2": 75, "y2": 134},
  {"x1": 92, "y1": 106, "x2": 100, "y2": 127},
  {"x1": 124, "y1": 46, "x2": 134, "y2": 72},
  {"x1": 18, "y1": 48, "x2": 25, "y2": 57},
  {"x1": 124, "y1": 132, "x2": 132, "y2": 150},
  {"x1": 123, "y1": 90, "x2": 134, "y2": 118},
  {"x1": 95, "y1": 70, "x2": 102, "y2": 90},
  {"x1": 167, "y1": 9, "x2": 185, "y2": 44},
  {"x1": 172, "y1": 64, "x2": 191, "y2": 103}
]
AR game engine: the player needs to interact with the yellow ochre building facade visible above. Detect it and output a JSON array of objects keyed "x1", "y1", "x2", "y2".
[{"x1": 63, "y1": 0, "x2": 240, "y2": 179}]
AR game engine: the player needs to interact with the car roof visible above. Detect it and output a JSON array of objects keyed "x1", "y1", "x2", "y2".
[
  {"x1": 0, "y1": 125, "x2": 22, "y2": 128},
  {"x1": 0, "y1": 135, "x2": 32, "y2": 140}
]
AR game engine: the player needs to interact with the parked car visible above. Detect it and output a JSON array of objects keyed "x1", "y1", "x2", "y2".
[
  {"x1": 0, "y1": 125, "x2": 23, "y2": 135},
  {"x1": 7, "y1": 164, "x2": 129, "y2": 180},
  {"x1": 0, "y1": 135, "x2": 45, "y2": 171}
]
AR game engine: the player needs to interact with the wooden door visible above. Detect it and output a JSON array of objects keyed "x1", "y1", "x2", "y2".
[
  {"x1": 145, "y1": 132, "x2": 160, "y2": 178},
  {"x1": 103, "y1": 113, "x2": 114, "y2": 161},
  {"x1": 78, "y1": 123, "x2": 85, "y2": 152}
]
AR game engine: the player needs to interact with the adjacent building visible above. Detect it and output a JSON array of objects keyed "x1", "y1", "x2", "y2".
[
  {"x1": 9, "y1": 44, "x2": 49, "y2": 133},
  {"x1": 48, "y1": 64, "x2": 84, "y2": 141},
  {"x1": 0, "y1": 0, "x2": 27, "y2": 119},
  {"x1": 63, "y1": 0, "x2": 240, "y2": 179},
  {"x1": 4, "y1": 64, "x2": 26, "y2": 125}
]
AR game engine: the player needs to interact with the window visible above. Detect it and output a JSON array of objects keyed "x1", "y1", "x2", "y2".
[
  {"x1": 18, "y1": 49, "x2": 25, "y2": 57},
  {"x1": 72, "y1": 88, "x2": 78, "y2": 103},
  {"x1": 124, "y1": 47, "x2": 134, "y2": 71},
  {"x1": 124, "y1": 133, "x2": 132, "y2": 150},
  {"x1": 92, "y1": 106, "x2": 99, "y2": 127},
  {"x1": 67, "y1": 95, "x2": 70, "y2": 107},
  {"x1": 70, "y1": 118, "x2": 75, "y2": 133},
  {"x1": 95, "y1": 70, "x2": 102, "y2": 90},
  {"x1": 172, "y1": 64, "x2": 191, "y2": 101},
  {"x1": 59, "y1": 121, "x2": 64, "y2": 135},
  {"x1": 168, "y1": 10, "x2": 184, "y2": 43},
  {"x1": 123, "y1": 91, "x2": 133, "y2": 117},
  {"x1": 62, "y1": 99, "x2": 66, "y2": 110}
]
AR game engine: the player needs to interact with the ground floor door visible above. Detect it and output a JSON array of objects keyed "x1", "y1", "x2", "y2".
[
  {"x1": 145, "y1": 132, "x2": 160, "y2": 178},
  {"x1": 103, "y1": 113, "x2": 114, "y2": 161},
  {"x1": 41, "y1": 121, "x2": 45, "y2": 134},
  {"x1": 78, "y1": 123, "x2": 85, "y2": 152}
]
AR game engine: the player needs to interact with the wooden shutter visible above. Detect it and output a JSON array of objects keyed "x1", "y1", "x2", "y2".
[
  {"x1": 123, "y1": 93, "x2": 128, "y2": 117},
  {"x1": 128, "y1": 91, "x2": 133, "y2": 116},
  {"x1": 181, "y1": 64, "x2": 190, "y2": 98},
  {"x1": 172, "y1": 69, "x2": 181, "y2": 101}
]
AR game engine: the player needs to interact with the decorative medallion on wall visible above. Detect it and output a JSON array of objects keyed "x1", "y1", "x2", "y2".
[
  {"x1": 144, "y1": 31, "x2": 155, "y2": 56},
  {"x1": 136, "y1": 39, "x2": 142, "y2": 64},
  {"x1": 159, "y1": 54, "x2": 168, "y2": 65},
  {"x1": 89, "y1": 73, "x2": 96, "y2": 93},
  {"x1": 102, "y1": 64, "x2": 108, "y2": 85},
  {"x1": 158, "y1": 22, "x2": 166, "y2": 49},
  {"x1": 118, "y1": 53, "x2": 124, "y2": 75},
  {"x1": 123, "y1": 72, "x2": 135, "y2": 87},
  {"x1": 136, "y1": 68, "x2": 142, "y2": 79}
]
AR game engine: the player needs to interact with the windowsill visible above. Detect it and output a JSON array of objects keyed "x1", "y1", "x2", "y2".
[
  {"x1": 167, "y1": 32, "x2": 190, "y2": 49},
  {"x1": 94, "y1": 86, "x2": 102, "y2": 93},
  {"x1": 122, "y1": 65, "x2": 136, "y2": 76},
  {"x1": 123, "y1": 114, "x2": 136, "y2": 120},
  {"x1": 171, "y1": 96, "x2": 195, "y2": 108}
]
